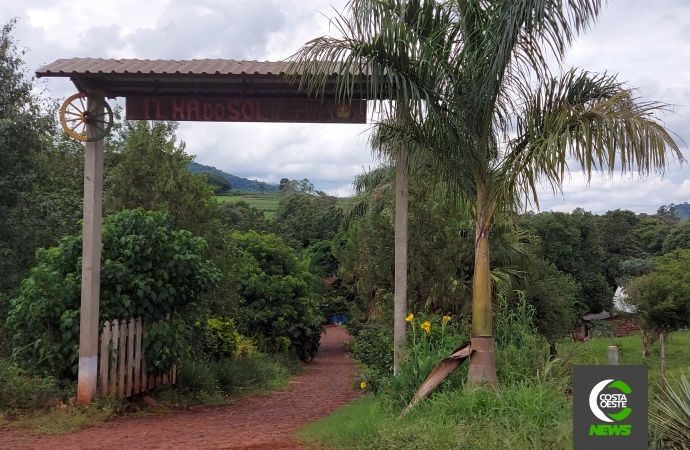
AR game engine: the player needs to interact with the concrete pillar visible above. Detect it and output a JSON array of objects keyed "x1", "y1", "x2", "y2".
[{"x1": 77, "y1": 95, "x2": 105, "y2": 403}]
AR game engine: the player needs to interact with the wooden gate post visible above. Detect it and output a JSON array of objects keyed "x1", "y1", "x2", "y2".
[{"x1": 77, "y1": 94, "x2": 105, "y2": 404}]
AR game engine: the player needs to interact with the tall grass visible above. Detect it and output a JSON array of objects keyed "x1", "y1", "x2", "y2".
[
  {"x1": 297, "y1": 377, "x2": 573, "y2": 449},
  {"x1": 158, "y1": 353, "x2": 300, "y2": 406}
]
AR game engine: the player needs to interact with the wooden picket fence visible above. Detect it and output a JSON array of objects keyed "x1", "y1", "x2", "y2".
[{"x1": 99, "y1": 317, "x2": 176, "y2": 398}]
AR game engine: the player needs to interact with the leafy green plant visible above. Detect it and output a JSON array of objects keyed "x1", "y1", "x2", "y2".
[
  {"x1": 390, "y1": 314, "x2": 465, "y2": 400},
  {"x1": 177, "y1": 360, "x2": 222, "y2": 401},
  {"x1": 231, "y1": 231, "x2": 323, "y2": 360},
  {"x1": 494, "y1": 293, "x2": 550, "y2": 384},
  {"x1": 0, "y1": 359, "x2": 59, "y2": 410},
  {"x1": 7, "y1": 208, "x2": 221, "y2": 378},
  {"x1": 650, "y1": 371, "x2": 690, "y2": 447},
  {"x1": 349, "y1": 323, "x2": 394, "y2": 375},
  {"x1": 203, "y1": 316, "x2": 239, "y2": 360}
]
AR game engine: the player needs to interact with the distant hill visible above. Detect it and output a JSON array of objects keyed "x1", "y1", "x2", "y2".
[{"x1": 187, "y1": 162, "x2": 279, "y2": 192}]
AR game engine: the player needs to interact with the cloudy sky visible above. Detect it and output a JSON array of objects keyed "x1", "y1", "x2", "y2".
[{"x1": 4, "y1": 0, "x2": 689, "y2": 213}]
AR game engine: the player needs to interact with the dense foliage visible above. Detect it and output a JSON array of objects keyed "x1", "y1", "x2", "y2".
[
  {"x1": 7, "y1": 209, "x2": 220, "y2": 377},
  {"x1": 231, "y1": 231, "x2": 324, "y2": 360}
]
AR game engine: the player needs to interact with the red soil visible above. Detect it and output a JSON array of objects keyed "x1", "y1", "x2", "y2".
[{"x1": 1, "y1": 325, "x2": 359, "y2": 450}]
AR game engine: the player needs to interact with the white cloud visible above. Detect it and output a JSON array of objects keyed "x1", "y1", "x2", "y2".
[{"x1": 4, "y1": 0, "x2": 689, "y2": 209}]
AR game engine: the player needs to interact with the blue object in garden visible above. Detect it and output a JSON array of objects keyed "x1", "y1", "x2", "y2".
[{"x1": 330, "y1": 315, "x2": 347, "y2": 325}]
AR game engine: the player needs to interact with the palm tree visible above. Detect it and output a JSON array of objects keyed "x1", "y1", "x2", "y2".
[
  {"x1": 288, "y1": 0, "x2": 683, "y2": 386},
  {"x1": 287, "y1": 0, "x2": 460, "y2": 374}
]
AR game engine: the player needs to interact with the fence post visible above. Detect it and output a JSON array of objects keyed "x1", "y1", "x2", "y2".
[
  {"x1": 109, "y1": 319, "x2": 119, "y2": 397},
  {"x1": 607, "y1": 346, "x2": 619, "y2": 365},
  {"x1": 99, "y1": 321, "x2": 111, "y2": 397},
  {"x1": 117, "y1": 319, "x2": 128, "y2": 398},
  {"x1": 133, "y1": 317, "x2": 142, "y2": 395}
]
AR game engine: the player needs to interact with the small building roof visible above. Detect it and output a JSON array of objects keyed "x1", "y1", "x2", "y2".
[
  {"x1": 35, "y1": 58, "x2": 368, "y2": 99},
  {"x1": 582, "y1": 311, "x2": 613, "y2": 322}
]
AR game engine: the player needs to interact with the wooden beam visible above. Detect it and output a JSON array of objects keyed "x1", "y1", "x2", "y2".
[{"x1": 77, "y1": 93, "x2": 105, "y2": 404}]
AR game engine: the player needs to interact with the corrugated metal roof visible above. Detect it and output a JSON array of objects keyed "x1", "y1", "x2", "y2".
[{"x1": 36, "y1": 58, "x2": 293, "y2": 77}]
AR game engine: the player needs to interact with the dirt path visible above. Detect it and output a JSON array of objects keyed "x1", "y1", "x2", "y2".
[{"x1": 2, "y1": 325, "x2": 359, "y2": 450}]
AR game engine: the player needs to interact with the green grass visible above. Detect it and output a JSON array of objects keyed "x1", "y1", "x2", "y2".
[
  {"x1": 5, "y1": 398, "x2": 122, "y2": 435},
  {"x1": 296, "y1": 380, "x2": 573, "y2": 450},
  {"x1": 562, "y1": 330, "x2": 690, "y2": 389},
  {"x1": 298, "y1": 332, "x2": 690, "y2": 449},
  {"x1": 216, "y1": 191, "x2": 281, "y2": 220}
]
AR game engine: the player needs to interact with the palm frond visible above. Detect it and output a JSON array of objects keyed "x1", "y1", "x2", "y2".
[{"x1": 500, "y1": 69, "x2": 683, "y2": 211}]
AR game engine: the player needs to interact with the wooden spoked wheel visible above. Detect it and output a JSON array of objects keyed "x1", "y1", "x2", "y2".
[{"x1": 60, "y1": 93, "x2": 113, "y2": 142}]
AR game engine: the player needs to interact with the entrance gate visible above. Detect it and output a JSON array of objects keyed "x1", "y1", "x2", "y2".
[{"x1": 36, "y1": 57, "x2": 370, "y2": 403}]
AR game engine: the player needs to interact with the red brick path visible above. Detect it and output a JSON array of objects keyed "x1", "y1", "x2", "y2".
[{"x1": 1, "y1": 325, "x2": 358, "y2": 450}]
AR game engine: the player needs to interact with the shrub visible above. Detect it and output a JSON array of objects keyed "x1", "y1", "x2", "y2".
[
  {"x1": 231, "y1": 231, "x2": 323, "y2": 360},
  {"x1": 7, "y1": 209, "x2": 221, "y2": 378},
  {"x1": 209, "y1": 355, "x2": 293, "y2": 395},
  {"x1": 177, "y1": 360, "x2": 222, "y2": 401},
  {"x1": 0, "y1": 359, "x2": 59, "y2": 410},
  {"x1": 349, "y1": 323, "x2": 394, "y2": 375},
  {"x1": 204, "y1": 317, "x2": 239, "y2": 360},
  {"x1": 494, "y1": 293, "x2": 549, "y2": 384}
]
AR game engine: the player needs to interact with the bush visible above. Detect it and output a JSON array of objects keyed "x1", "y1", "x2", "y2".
[
  {"x1": 349, "y1": 324, "x2": 394, "y2": 375},
  {"x1": 166, "y1": 353, "x2": 300, "y2": 406},
  {"x1": 209, "y1": 355, "x2": 293, "y2": 395},
  {"x1": 0, "y1": 359, "x2": 59, "y2": 410},
  {"x1": 7, "y1": 209, "x2": 220, "y2": 378},
  {"x1": 176, "y1": 360, "x2": 222, "y2": 404},
  {"x1": 204, "y1": 316, "x2": 239, "y2": 360},
  {"x1": 231, "y1": 231, "x2": 323, "y2": 360},
  {"x1": 494, "y1": 293, "x2": 549, "y2": 384}
]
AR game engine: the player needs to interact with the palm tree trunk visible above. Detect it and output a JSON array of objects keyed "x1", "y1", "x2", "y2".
[
  {"x1": 468, "y1": 180, "x2": 499, "y2": 387},
  {"x1": 393, "y1": 144, "x2": 409, "y2": 375}
]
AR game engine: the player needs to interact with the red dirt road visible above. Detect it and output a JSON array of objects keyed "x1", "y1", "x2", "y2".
[{"x1": 1, "y1": 325, "x2": 359, "y2": 450}]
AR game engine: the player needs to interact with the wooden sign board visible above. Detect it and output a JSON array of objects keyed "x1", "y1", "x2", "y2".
[{"x1": 126, "y1": 96, "x2": 366, "y2": 124}]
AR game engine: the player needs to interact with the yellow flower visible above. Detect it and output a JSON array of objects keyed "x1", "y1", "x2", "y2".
[
  {"x1": 421, "y1": 321, "x2": 431, "y2": 335},
  {"x1": 405, "y1": 313, "x2": 414, "y2": 323},
  {"x1": 360, "y1": 381, "x2": 367, "y2": 389},
  {"x1": 442, "y1": 315, "x2": 451, "y2": 324}
]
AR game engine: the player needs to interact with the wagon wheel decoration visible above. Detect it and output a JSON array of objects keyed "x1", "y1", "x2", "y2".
[{"x1": 60, "y1": 93, "x2": 113, "y2": 142}]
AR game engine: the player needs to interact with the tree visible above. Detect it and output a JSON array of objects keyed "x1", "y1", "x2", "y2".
[
  {"x1": 203, "y1": 172, "x2": 231, "y2": 194},
  {"x1": 524, "y1": 258, "x2": 579, "y2": 349},
  {"x1": 522, "y1": 210, "x2": 612, "y2": 315},
  {"x1": 288, "y1": 0, "x2": 460, "y2": 374},
  {"x1": 104, "y1": 119, "x2": 218, "y2": 235},
  {"x1": 289, "y1": 0, "x2": 682, "y2": 385},
  {"x1": 272, "y1": 191, "x2": 340, "y2": 249},
  {"x1": 635, "y1": 216, "x2": 676, "y2": 256},
  {"x1": 599, "y1": 210, "x2": 646, "y2": 289},
  {"x1": 258, "y1": 181, "x2": 266, "y2": 195},
  {"x1": 662, "y1": 220, "x2": 690, "y2": 254},
  {"x1": 217, "y1": 201, "x2": 269, "y2": 233},
  {"x1": 624, "y1": 250, "x2": 690, "y2": 360},
  {"x1": 279, "y1": 178, "x2": 290, "y2": 190},
  {"x1": 0, "y1": 20, "x2": 72, "y2": 341}
]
